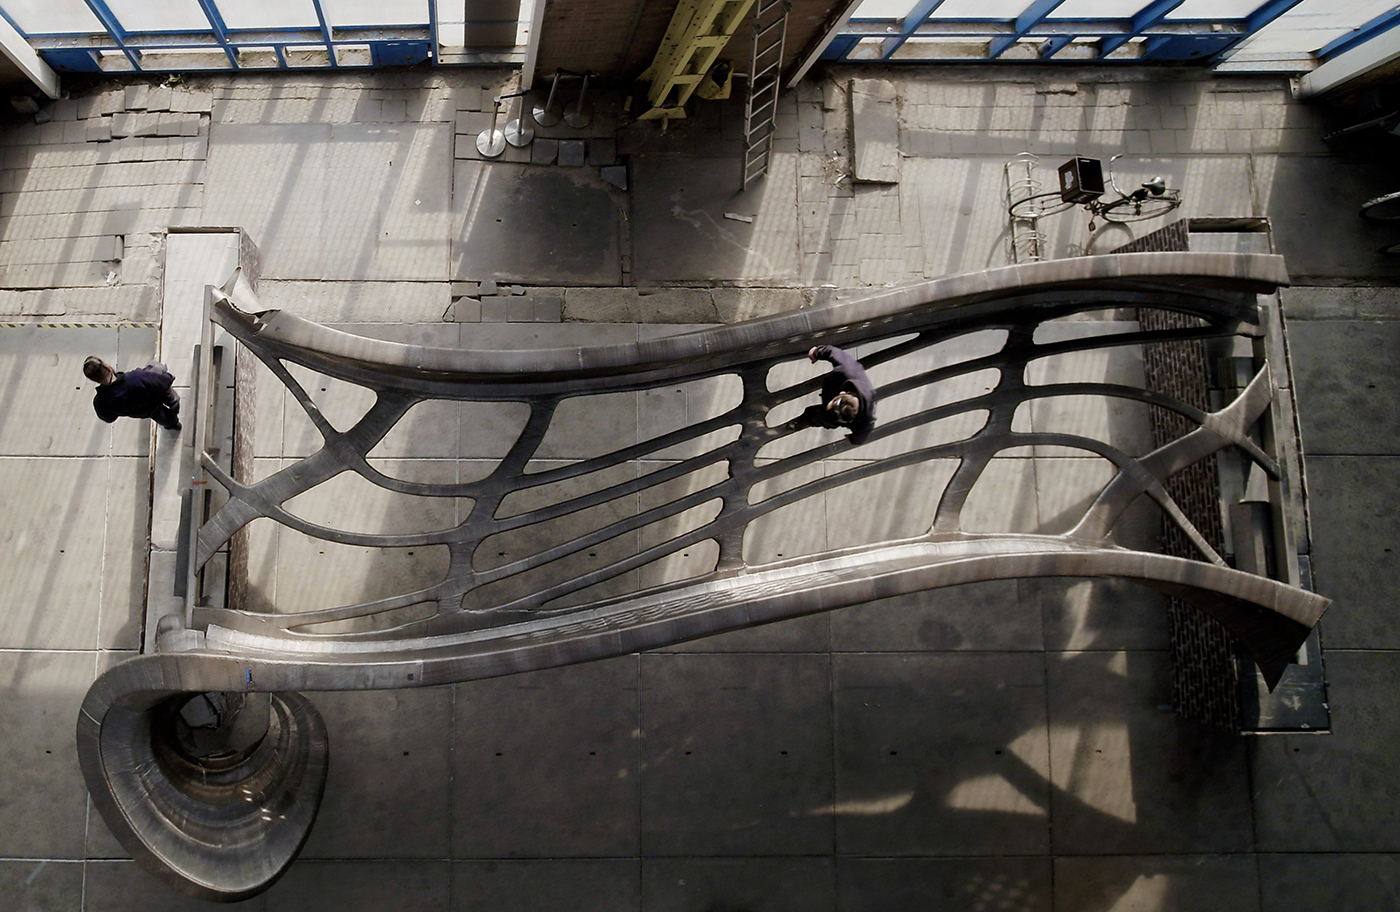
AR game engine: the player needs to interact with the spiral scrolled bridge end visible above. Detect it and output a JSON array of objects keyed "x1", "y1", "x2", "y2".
[{"x1": 77, "y1": 657, "x2": 328, "y2": 902}]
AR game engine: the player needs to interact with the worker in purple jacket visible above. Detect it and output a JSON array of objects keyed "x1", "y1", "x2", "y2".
[
  {"x1": 800, "y1": 344, "x2": 877, "y2": 444},
  {"x1": 84, "y1": 356, "x2": 182, "y2": 432}
]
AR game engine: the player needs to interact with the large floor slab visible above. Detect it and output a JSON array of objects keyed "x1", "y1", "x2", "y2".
[
  {"x1": 452, "y1": 161, "x2": 622, "y2": 285},
  {"x1": 835, "y1": 857, "x2": 1052, "y2": 912},
  {"x1": 0, "y1": 457, "x2": 143, "y2": 650},
  {"x1": 1054, "y1": 854, "x2": 1260, "y2": 912},
  {"x1": 1304, "y1": 455, "x2": 1400, "y2": 648},
  {"x1": 203, "y1": 123, "x2": 451, "y2": 280},
  {"x1": 1252, "y1": 651, "x2": 1400, "y2": 852},
  {"x1": 642, "y1": 857, "x2": 835, "y2": 912},
  {"x1": 300, "y1": 689, "x2": 454, "y2": 859},
  {"x1": 1257, "y1": 853, "x2": 1400, "y2": 912},
  {"x1": 639, "y1": 653, "x2": 833, "y2": 855},
  {"x1": 1262, "y1": 154, "x2": 1400, "y2": 282},
  {"x1": 453, "y1": 658, "x2": 641, "y2": 857},
  {"x1": 631, "y1": 154, "x2": 801, "y2": 283},
  {"x1": 0, "y1": 325, "x2": 150, "y2": 457},
  {"x1": 451, "y1": 860, "x2": 640, "y2": 912},
  {"x1": 1288, "y1": 320, "x2": 1400, "y2": 457},
  {"x1": 834, "y1": 653, "x2": 1051, "y2": 856},
  {"x1": 1047, "y1": 651, "x2": 1253, "y2": 855},
  {"x1": 0, "y1": 652, "x2": 99, "y2": 859}
]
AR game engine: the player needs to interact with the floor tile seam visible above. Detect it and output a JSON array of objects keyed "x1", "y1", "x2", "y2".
[
  {"x1": 0, "y1": 647, "x2": 128, "y2": 654},
  {"x1": 96, "y1": 449, "x2": 112, "y2": 652},
  {"x1": 1314, "y1": 647, "x2": 1400, "y2": 654},
  {"x1": 1050, "y1": 851, "x2": 1264, "y2": 858},
  {"x1": 1251, "y1": 849, "x2": 1400, "y2": 856},
  {"x1": 222, "y1": 849, "x2": 1400, "y2": 861},
  {"x1": 646, "y1": 649, "x2": 1115, "y2": 655},
  {"x1": 0, "y1": 454, "x2": 127, "y2": 460},
  {"x1": 1283, "y1": 317, "x2": 1400, "y2": 323}
]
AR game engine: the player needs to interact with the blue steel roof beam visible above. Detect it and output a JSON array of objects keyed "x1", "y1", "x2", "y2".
[
  {"x1": 78, "y1": 0, "x2": 140, "y2": 71},
  {"x1": 1100, "y1": 0, "x2": 1185, "y2": 57},
  {"x1": 191, "y1": 0, "x2": 240, "y2": 68},
  {"x1": 1039, "y1": 34, "x2": 1073, "y2": 58},
  {"x1": 309, "y1": 0, "x2": 339, "y2": 67},
  {"x1": 988, "y1": 0, "x2": 1070, "y2": 59},
  {"x1": 884, "y1": 18, "x2": 1241, "y2": 37},
  {"x1": 880, "y1": 0, "x2": 949, "y2": 58},
  {"x1": 427, "y1": 0, "x2": 440, "y2": 63},
  {"x1": 1202, "y1": 0, "x2": 1306, "y2": 63},
  {"x1": 1318, "y1": 5, "x2": 1400, "y2": 61},
  {"x1": 1244, "y1": 0, "x2": 1308, "y2": 34}
]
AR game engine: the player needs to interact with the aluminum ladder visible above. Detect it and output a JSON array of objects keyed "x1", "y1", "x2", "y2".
[{"x1": 741, "y1": 0, "x2": 789, "y2": 191}]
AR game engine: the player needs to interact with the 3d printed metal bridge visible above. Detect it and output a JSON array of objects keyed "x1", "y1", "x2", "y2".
[{"x1": 78, "y1": 251, "x2": 1328, "y2": 900}]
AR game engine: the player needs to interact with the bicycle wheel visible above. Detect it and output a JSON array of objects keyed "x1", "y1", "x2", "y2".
[
  {"x1": 1360, "y1": 191, "x2": 1400, "y2": 221},
  {"x1": 1101, "y1": 195, "x2": 1181, "y2": 224},
  {"x1": 1009, "y1": 191, "x2": 1075, "y2": 220}
]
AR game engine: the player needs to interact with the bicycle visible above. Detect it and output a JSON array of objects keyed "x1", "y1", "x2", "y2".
[
  {"x1": 1008, "y1": 154, "x2": 1183, "y2": 232},
  {"x1": 1360, "y1": 190, "x2": 1400, "y2": 255}
]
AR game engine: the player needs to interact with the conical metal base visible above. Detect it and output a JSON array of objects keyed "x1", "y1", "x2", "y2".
[
  {"x1": 476, "y1": 129, "x2": 506, "y2": 158},
  {"x1": 533, "y1": 103, "x2": 561, "y2": 127},
  {"x1": 505, "y1": 118, "x2": 534, "y2": 148},
  {"x1": 564, "y1": 101, "x2": 592, "y2": 129}
]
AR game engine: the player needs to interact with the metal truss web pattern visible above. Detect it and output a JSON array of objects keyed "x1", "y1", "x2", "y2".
[
  {"x1": 0, "y1": 0, "x2": 528, "y2": 75},
  {"x1": 78, "y1": 251, "x2": 1328, "y2": 901},
  {"x1": 820, "y1": 0, "x2": 1381, "y2": 66}
]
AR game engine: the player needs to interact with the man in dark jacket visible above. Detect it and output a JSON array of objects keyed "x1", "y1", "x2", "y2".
[
  {"x1": 800, "y1": 344, "x2": 877, "y2": 444},
  {"x1": 84, "y1": 356, "x2": 182, "y2": 431}
]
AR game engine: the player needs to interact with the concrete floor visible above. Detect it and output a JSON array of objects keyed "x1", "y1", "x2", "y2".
[{"x1": 0, "y1": 65, "x2": 1398, "y2": 911}]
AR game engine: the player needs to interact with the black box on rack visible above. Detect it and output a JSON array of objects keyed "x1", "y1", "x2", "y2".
[{"x1": 1058, "y1": 157, "x2": 1104, "y2": 203}]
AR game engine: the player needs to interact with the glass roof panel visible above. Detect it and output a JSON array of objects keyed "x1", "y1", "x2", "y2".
[
  {"x1": 929, "y1": 0, "x2": 1033, "y2": 18},
  {"x1": 852, "y1": 0, "x2": 920, "y2": 20},
  {"x1": 217, "y1": 0, "x2": 322, "y2": 30},
  {"x1": 1166, "y1": 0, "x2": 1288, "y2": 18},
  {"x1": 1045, "y1": 0, "x2": 1145, "y2": 17},
  {"x1": 2, "y1": 0, "x2": 103, "y2": 34},
  {"x1": 319, "y1": 0, "x2": 429, "y2": 27},
  {"x1": 1222, "y1": 0, "x2": 1397, "y2": 54},
  {"x1": 106, "y1": 0, "x2": 212, "y2": 32}
]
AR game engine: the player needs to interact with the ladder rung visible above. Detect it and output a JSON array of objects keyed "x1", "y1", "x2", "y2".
[
  {"x1": 741, "y1": 0, "x2": 787, "y2": 194},
  {"x1": 756, "y1": 20, "x2": 785, "y2": 40}
]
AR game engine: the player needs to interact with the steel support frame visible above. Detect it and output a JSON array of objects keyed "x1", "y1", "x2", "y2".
[
  {"x1": 826, "y1": 0, "x2": 1320, "y2": 64},
  {"x1": 11, "y1": 0, "x2": 467, "y2": 72},
  {"x1": 1317, "y1": 4, "x2": 1400, "y2": 62}
]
